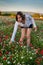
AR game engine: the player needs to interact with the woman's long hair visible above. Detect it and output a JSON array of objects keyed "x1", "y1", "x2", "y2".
[{"x1": 16, "y1": 11, "x2": 25, "y2": 24}]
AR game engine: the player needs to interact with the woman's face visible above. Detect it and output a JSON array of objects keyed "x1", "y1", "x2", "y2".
[{"x1": 17, "y1": 15, "x2": 22, "y2": 22}]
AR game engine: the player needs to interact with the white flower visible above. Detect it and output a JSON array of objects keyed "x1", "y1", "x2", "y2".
[
  {"x1": 7, "y1": 61, "x2": 11, "y2": 64},
  {"x1": 29, "y1": 51, "x2": 31, "y2": 53},
  {"x1": 17, "y1": 62, "x2": 20, "y2": 65},
  {"x1": 30, "y1": 57, "x2": 32, "y2": 59},
  {"x1": 7, "y1": 57, "x2": 10, "y2": 60},
  {"x1": 22, "y1": 61, "x2": 24, "y2": 64},
  {"x1": 24, "y1": 46, "x2": 26, "y2": 48},
  {"x1": 13, "y1": 60, "x2": 16, "y2": 63},
  {"x1": 21, "y1": 56, "x2": 24, "y2": 59},
  {"x1": 32, "y1": 53, "x2": 35, "y2": 55},
  {"x1": 34, "y1": 49, "x2": 37, "y2": 51},
  {"x1": 42, "y1": 56, "x2": 43, "y2": 58},
  {"x1": 27, "y1": 50, "x2": 28, "y2": 53},
  {"x1": 17, "y1": 42, "x2": 19, "y2": 44}
]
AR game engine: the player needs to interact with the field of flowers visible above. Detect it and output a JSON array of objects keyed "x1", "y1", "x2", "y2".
[{"x1": 0, "y1": 19, "x2": 43, "y2": 65}]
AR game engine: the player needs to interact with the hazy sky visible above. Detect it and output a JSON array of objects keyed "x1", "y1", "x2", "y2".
[{"x1": 0, "y1": 0, "x2": 43, "y2": 13}]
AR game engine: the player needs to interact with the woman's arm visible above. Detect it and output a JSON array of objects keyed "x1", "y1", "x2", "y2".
[
  {"x1": 10, "y1": 21, "x2": 25, "y2": 42},
  {"x1": 31, "y1": 17, "x2": 37, "y2": 31},
  {"x1": 11, "y1": 22, "x2": 18, "y2": 42},
  {"x1": 32, "y1": 17, "x2": 36, "y2": 27}
]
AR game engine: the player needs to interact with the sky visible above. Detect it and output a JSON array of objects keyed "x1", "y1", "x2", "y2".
[{"x1": 0, "y1": 0, "x2": 43, "y2": 13}]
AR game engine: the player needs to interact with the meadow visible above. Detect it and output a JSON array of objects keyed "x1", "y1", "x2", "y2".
[{"x1": 0, "y1": 18, "x2": 43, "y2": 65}]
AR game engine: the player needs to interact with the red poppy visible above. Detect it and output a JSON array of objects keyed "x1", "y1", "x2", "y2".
[
  {"x1": 40, "y1": 49, "x2": 43, "y2": 55},
  {"x1": 0, "y1": 50, "x2": 2, "y2": 53},
  {"x1": 10, "y1": 55, "x2": 13, "y2": 59},
  {"x1": 6, "y1": 51, "x2": 9, "y2": 54},
  {"x1": 0, "y1": 53, "x2": 2, "y2": 56},
  {"x1": 35, "y1": 60, "x2": 40, "y2": 65},
  {"x1": 29, "y1": 43, "x2": 33, "y2": 47},
  {"x1": 0, "y1": 38, "x2": 2, "y2": 42},
  {"x1": 5, "y1": 35, "x2": 9, "y2": 40},
  {"x1": 39, "y1": 57, "x2": 42, "y2": 61},
  {"x1": 3, "y1": 57, "x2": 7, "y2": 60},
  {"x1": 35, "y1": 57, "x2": 42, "y2": 65}
]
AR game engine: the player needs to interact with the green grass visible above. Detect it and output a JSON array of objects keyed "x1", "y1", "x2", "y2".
[
  {"x1": 0, "y1": 20, "x2": 43, "y2": 65},
  {"x1": 31, "y1": 20, "x2": 43, "y2": 48}
]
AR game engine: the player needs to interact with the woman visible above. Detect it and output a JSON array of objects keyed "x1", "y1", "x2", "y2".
[{"x1": 9, "y1": 12, "x2": 37, "y2": 47}]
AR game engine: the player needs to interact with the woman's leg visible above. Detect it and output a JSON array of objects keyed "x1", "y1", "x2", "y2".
[
  {"x1": 19, "y1": 28, "x2": 26, "y2": 44},
  {"x1": 26, "y1": 28, "x2": 32, "y2": 47}
]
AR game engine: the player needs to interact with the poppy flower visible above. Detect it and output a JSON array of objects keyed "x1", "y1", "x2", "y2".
[
  {"x1": 0, "y1": 50, "x2": 2, "y2": 53},
  {"x1": 35, "y1": 60, "x2": 40, "y2": 65},
  {"x1": 5, "y1": 35, "x2": 9, "y2": 40},
  {"x1": 29, "y1": 43, "x2": 33, "y2": 47},
  {"x1": 38, "y1": 57, "x2": 42, "y2": 61},
  {"x1": 40, "y1": 49, "x2": 43, "y2": 55},
  {"x1": 35, "y1": 57, "x2": 42, "y2": 65},
  {"x1": 6, "y1": 51, "x2": 9, "y2": 54},
  {"x1": 10, "y1": 55, "x2": 13, "y2": 59},
  {"x1": 3, "y1": 57, "x2": 7, "y2": 60},
  {"x1": 0, "y1": 53, "x2": 2, "y2": 56},
  {"x1": 0, "y1": 38, "x2": 2, "y2": 42}
]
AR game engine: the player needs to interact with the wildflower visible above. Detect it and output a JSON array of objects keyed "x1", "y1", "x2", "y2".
[
  {"x1": 0, "y1": 38, "x2": 2, "y2": 42},
  {"x1": 0, "y1": 53, "x2": 2, "y2": 56},
  {"x1": 40, "y1": 49, "x2": 43, "y2": 55},
  {"x1": 7, "y1": 61, "x2": 11, "y2": 64},
  {"x1": 4, "y1": 35, "x2": 8, "y2": 40},
  {"x1": 3, "y1": 57, "x2": 7, "y2": 60},
  {"x1": 29, "y1": 43, "x2": 33, "y2": 47},
  {"x1": 6, "y1": 51, "x2": 9, "y2": 54},
  {"x1": 29, "y1": 57, "x2": 32, "y2": 59}
]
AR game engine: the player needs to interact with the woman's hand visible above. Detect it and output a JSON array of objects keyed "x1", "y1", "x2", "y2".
[
  {"x1": 34, "y1": 27, "x2": 37, "y2": 32},
  {"x1": 9, "y1": 40, "x2": 12, "y2": 45}
]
